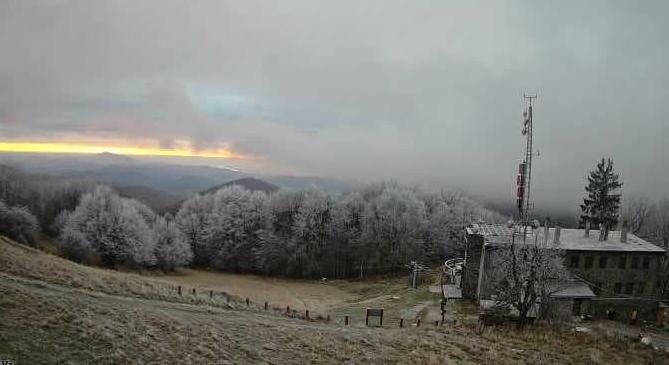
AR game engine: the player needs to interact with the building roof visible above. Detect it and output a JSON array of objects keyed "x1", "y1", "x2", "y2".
[
  {"x1": 550, "y1": 281, "x2": 596, "y2": 299},
  {"x1": 467, "y1": 223, "x2": 664, "y2": 253}
]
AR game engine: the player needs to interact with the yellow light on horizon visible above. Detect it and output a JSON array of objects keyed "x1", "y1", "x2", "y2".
[{"x1": 0, "y1": 141, "x2": 249, "y2": 160}]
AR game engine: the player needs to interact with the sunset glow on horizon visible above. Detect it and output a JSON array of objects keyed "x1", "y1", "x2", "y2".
[{"x1": 0, "y1": 141, "x2": 249, "y2": 160}]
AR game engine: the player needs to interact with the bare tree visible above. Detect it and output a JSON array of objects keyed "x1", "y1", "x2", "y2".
[
  {"x1": 652, "y1": 198, "x2": 669, "y2": 249},
  {"x1": 622, "y1": 196, "x2": 653, "y2": 235},
  {"x1": 492, "y1": 231, "x2": 570, "y2": 327},
  {"x1": 651, "y1": 198, "x2": 669, "y2": 299}
]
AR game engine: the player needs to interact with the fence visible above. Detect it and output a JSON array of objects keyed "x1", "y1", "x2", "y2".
[{"x1": 134, "y1": 280, "x2": 461, "y2": 331}]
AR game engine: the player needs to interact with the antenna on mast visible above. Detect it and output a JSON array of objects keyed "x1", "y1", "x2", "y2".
[{"x1": 515, "y1": 93, "x2": 537, "y2": 237}]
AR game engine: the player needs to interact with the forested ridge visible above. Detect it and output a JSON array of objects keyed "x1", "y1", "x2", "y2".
[{"x1": 0, "y1": 164, "x2": 503, "y2": 278}]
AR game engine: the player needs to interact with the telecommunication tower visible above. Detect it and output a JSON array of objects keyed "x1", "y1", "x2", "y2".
[{"x1": 515, "y1": 94, "x2": 537, "y2": 234}]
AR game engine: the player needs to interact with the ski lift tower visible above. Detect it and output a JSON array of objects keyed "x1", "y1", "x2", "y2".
[{"x1": 516, "y1": 94, "x2": 537, "y2": 237}]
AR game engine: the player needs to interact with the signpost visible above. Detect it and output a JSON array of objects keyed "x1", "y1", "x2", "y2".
[{"x1": 365, "y1": 308, "x2": 384, "y2": 327}]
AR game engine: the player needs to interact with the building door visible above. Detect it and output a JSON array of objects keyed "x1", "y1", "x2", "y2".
[{"x1": 572, "y1": 299, "x2": 583, "y2": 316}]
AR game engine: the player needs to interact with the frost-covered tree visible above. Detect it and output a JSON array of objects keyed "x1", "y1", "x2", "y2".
[
  {"x1": 327, "y1": 192, "x2": 366, "y2": 277},
  {"x1": 58, "y1": 186, "x2": 156, "y2": 267},
  {"x1": 174, "y1": 181, "x2": 503, "y2": 279},
  {"x1": 207, "y1": 186, "x2": 268, "y2": 272},
  {"x1": 359, "y1": 182, "x2": 427, "y2": 274},
  {"x1": 255, "y1": 189, "x2": 304, "y2": 276},
  {"x1": 291, "y1": 188, "x2": 333, "y2": 277},
  {"x1": 175, "y1": 194, "x2": 214, "y2": 266},
  {"x1": 0, "y1": 165, "x2": 94, "y2": 234},
  {"x1": 0, "y1": 200, "x2": 40, "y2": 245},
  {"x1": 153, "y1": 216, "x2": 193, "y2": 270}
]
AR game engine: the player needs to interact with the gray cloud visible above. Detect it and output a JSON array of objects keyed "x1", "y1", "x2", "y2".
[{"x1": 1, "y1": 0, "x2": 668, "y2": 213}]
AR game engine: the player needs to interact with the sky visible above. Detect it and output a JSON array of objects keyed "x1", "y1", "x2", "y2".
[{"x1": 1, "y1": 0, "x2": 668, "y2": 212}]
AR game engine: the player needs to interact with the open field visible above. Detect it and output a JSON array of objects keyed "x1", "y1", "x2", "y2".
[
  {"x1": 157, "y1": 269, "x2": 357, "y2": 313},
  {"x1": 2, "y1": 236, "x2": 669, "y2": 364}
]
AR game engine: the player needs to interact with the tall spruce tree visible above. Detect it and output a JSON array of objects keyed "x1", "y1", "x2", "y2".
[{"x1": 579, "y1": 158, "x2": 623, "y2": 230}]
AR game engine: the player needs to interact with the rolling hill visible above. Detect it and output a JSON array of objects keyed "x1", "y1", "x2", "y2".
[
  {"x1": 1, "y1": 236, "x2": 666, "y2": 364},
  {"x1": 113, "y1": 185, "x2": 187, "y2": 212},
  {"x1": 200, "y1": 177, "x2": 279, "y2": 195}
]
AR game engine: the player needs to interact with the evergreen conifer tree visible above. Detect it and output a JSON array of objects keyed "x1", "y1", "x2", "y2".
[{"x1": 579, "y1": 158, "x2": 623, "y2": 231}]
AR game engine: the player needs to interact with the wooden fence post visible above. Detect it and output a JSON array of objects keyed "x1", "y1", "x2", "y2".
[
  {"x1": 399, "y1": 318, "x2": 404, "y2": 328},
  {"x1": 416, "y1": 319, "x2": 421, "y2": 327},
  {"x1": 264, "y1": 301, "x2": 268, "y2": 310},
  {"x1": 305, "y1": 310, "x2": 310, "y2": 320},
  {"x1": 434, "y1": 320, "x2": 439, "y2": 326},
  {"x1": 345, "y1": 315, "x2": 349, "y2": 326},
  {"x1": 365, "y1": 308, "x2": 383, "y2": 327},
  {"x1": 210, "y1": 290, "x2": 213, "y2": 299},
  {"x1": 192, "y1": 288, "x2": 196, "y2": 296},
  {"x1": 286, "y1": 305, "x2": 290, "y2": 314},
  {"x1": 246, "y1": 298, "x2": 250, "y2": 306},
  {"x1": 178, "y1": 285, "x2": 182, "y2": 296}
]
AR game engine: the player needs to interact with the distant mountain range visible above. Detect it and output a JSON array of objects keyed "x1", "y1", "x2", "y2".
[{"x1": 0, "y1": 152, "x2": 360, "y2": 212}]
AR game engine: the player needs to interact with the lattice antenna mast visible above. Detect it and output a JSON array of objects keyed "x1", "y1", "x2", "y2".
[{"x1": 516, "y1": 94, "x2": 537, "y2": 237}]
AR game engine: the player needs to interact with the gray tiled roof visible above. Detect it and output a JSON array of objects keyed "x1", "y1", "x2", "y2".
[
  {"x1": 468, "y1": 223, "x2": 664, "y2": 253},
  {"x1": 550, "y1": 281, "x2": 596, "y2": 298}
]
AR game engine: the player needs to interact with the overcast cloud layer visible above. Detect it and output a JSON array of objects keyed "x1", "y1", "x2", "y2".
[{"x1": 1, "y1": 0, "x2": 668, "y2": 212}]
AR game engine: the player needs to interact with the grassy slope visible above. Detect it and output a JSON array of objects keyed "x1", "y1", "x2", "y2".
[{"x1": 1, "y1": 237, "x2": 668, "y2": 364}]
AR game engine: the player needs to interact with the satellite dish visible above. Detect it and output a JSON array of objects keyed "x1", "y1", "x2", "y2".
[{"x1": 506, "y1": 220, "x2": 515, "y2": 228}]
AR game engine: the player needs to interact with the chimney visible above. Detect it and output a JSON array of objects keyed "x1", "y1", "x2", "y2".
[
  {"x1": 598, "y1": 223, "x2": 606, "y2": 241},
  {"x1": 553, "y1": 226, "x2": 561, "y2": 245},
  {"x1": 620, "y1": 222, "x2": 628, "y2": 243},
  {"x1": 543, "y1": 222, "x2": 550, "y2": 244},
  {"x1": 584, "y1": 220, "x2": 590, "y2": 237}
]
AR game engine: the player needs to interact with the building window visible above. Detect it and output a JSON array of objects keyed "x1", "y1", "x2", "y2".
[
  {"x1": 636, "y1": 283, "x2": 645, "y2": 296},
  {"x1": 585, "y1": 256, "x2": 593, "y2": 269},
  {"x1": 625, "y1": 282, "x2": 634, "y2": 295},
  {"x1": 570, "y1": 255, "x2": 580, "y2": 268},
  {"x1": 618, "y1": 257, "x2": 627, "y2": 269},
  {"x1": 599, "y1": 256, "x2": 608, "y2": 269},
  {"x1": 643, "y1": 257, "x2": 651, "y2": 269},
  {"x1": 614, "y1": 282, "x2": 622, "y2": 295},
  {"x1": 631, "y1": 257, "x2": 639, "y2": 269}
]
